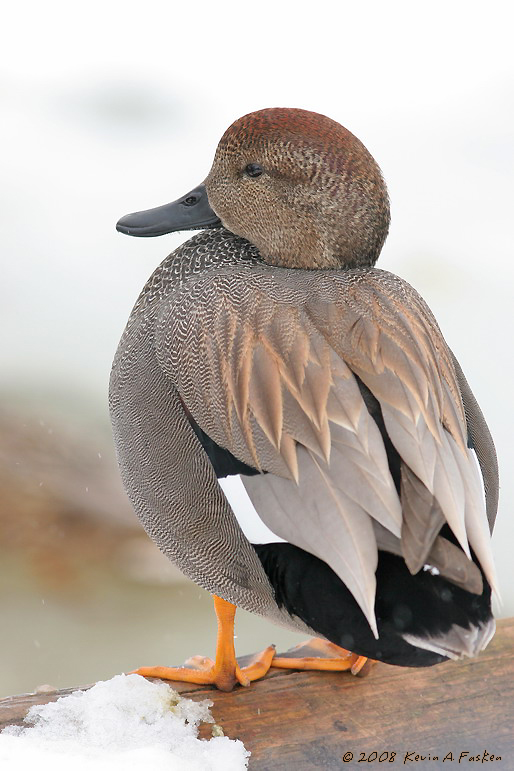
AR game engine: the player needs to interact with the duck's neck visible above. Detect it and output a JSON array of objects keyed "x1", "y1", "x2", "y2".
[{"x1": 257, "y1": 218, "x2": 388, "y2": 271}]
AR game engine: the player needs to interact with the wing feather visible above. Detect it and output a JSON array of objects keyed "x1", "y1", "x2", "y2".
[
  {"x1": 400, "y1": 463, "x2": 445, "y2": 574},
  {"x1": 450, "y1": 351, "x2": 499, "y2": 530},
  {"x1": 248, "y1": 344, "x2": 283, "y2": 449}
]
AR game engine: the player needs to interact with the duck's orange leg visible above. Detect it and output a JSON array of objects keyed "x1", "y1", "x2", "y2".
[
  {"x1": 131, "y1": 595, "x2": 275, "y2": 692},
  {"x1": 271, "y1": 637, "x2": 375, "y2": 677}
]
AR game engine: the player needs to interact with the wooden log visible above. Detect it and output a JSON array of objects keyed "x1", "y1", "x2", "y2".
[{"x1": 1, "y1": 618, "x2": 513, "y2": 769}]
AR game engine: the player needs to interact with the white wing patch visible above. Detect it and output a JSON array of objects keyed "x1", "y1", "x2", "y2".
[{"x1": 218, "y1": 475, "x2": 284, "y2": 544}]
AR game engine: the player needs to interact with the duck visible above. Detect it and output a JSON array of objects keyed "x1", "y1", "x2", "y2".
[{"x1": 110, "y1": 107, "x2": 499, "y2": 692}]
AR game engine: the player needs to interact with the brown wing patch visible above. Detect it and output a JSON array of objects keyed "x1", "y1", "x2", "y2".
[{"x1": 400, "y1": 462, "x2": 445, "y2": 574}]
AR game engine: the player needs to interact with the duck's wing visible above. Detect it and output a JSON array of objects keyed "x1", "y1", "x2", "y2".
[
  {"x1": 156, "y1": 266, "x2": 497, "y2": 633},
  {"x1": 449, "y1": 351, "x2": 499, "y2": 532}
]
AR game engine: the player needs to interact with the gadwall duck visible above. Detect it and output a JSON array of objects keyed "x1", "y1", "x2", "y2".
[{"x1": 111, "y1": 108, "x2": 498, "y2": 691}]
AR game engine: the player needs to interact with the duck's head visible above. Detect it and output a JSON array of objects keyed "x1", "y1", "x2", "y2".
[
  {"x1": 117, "y1": 107, "x2": 390, "y2": 270},
  {"x1": 206, "y1": 108, "x2": 389, "y2": 269}
]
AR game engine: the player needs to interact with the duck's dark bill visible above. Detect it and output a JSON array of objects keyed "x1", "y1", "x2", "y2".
[{"x1": 116, "y1": 184, "x2": 222, "y2": 237}]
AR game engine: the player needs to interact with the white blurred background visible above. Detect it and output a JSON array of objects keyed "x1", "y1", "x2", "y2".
[{"x1": 1, "y1": 0, "x2": 512, "y2": 696}]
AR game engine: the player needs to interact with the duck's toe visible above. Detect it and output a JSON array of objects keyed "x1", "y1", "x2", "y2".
[
  {"x1": 130, "y1": 645, "x2": 276, "y2": 692},
  {"x1": 185, "y1": 644, "x2": 277, "y2": 687},
  {"x1": 270, "y1": 637, "x2": 375, "y2": 677}
]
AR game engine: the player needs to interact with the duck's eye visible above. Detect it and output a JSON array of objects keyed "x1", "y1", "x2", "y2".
[
  {"x1": 244, "y1": 163, "x2": 264, "y2": 178},
  {"x1": 182, "y1": 195, "x2": 198, "y2": 206}
]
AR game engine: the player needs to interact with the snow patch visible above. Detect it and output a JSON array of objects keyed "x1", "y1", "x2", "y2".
[{"x1": 0, "y1": 674, "x2": 249, "y2": 770}]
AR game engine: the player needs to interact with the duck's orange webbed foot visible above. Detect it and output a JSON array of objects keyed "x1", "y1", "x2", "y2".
[
  {"x1": 271, "y1": 637, "x2": 375, "y2": 677},
  {"x1": 130, "y1": 595, "x2": 275, "y2": 692}
]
